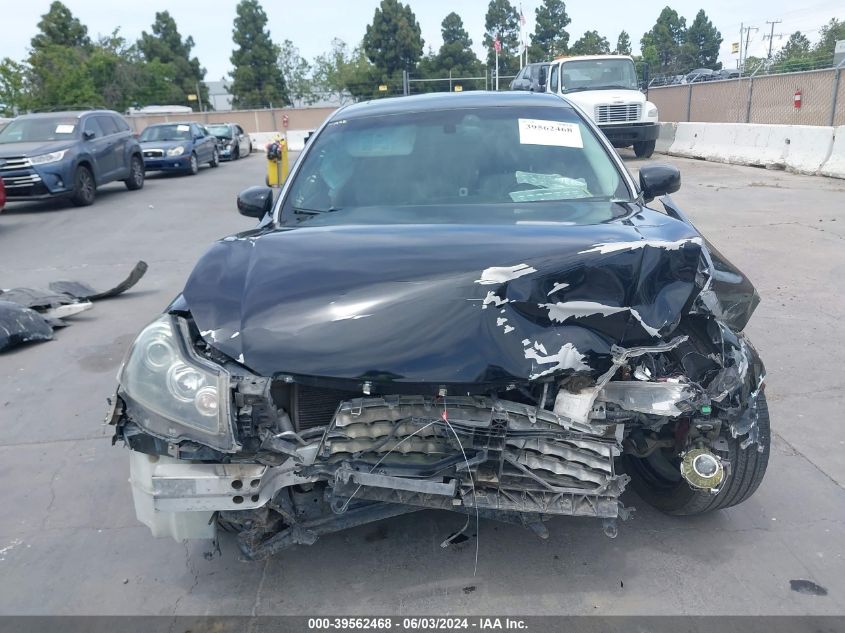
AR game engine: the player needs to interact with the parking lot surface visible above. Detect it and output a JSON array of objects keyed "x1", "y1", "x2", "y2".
[{"x1": 1, "y1": 151, "x2": 844, "y2": 615}]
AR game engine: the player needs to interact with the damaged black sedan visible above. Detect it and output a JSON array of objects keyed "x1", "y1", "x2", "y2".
[{"x1": 109, "y1": 92, "x2": 768, "y2": 560}]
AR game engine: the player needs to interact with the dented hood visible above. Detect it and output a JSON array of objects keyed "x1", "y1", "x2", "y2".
[{"x1": 182, "y1": 207, "x2": 747, "y2": 385}]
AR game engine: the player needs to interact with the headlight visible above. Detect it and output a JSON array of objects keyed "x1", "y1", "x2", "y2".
[
  {"x1": 646, "y1": 106, "x2": 658, "y2": 118},
  {"x1": 118, "y1": 315, "x2": 236, "y2": 451},
  {"x1": 29, "y1": 150, "x2": 67, "y2": 165},
  {"x1": 166, "y1": 146, "x2": 185, "y2": 157}
]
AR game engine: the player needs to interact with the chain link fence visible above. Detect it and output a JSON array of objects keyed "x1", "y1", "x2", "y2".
[{"x1": 649, "y1": 66, "x2": 845, "y2": 126}]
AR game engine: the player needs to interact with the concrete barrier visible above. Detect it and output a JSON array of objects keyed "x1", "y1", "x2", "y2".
[
  {"x1": 655, "y1": 122, "x2": 677, "y2": 154},
  {"x1": 248, "y1": 129, "x2": 312, "y2": 152},
  {"x1": 820, "y1": 126, "x2": 845, "y2": 179},
  {"x1": 667, "y1": 122, "x2": 835, "y2": 175}
]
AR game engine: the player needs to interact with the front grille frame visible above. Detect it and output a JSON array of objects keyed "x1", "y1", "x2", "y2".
[{"x1": 594, "y1": 103, "x2": 642, "y2": 124}]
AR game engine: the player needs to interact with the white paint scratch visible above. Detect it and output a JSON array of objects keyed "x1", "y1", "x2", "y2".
[
  {"x1": 547, "y1": 282, "x2": 570, "y2": 296},
  {"x1": 475, "y1": 263, "x2": 537, "y2": 285},
  {"x1": 230, "y1": 331, "x2": 240, "y2": 339},
  {"x1": 541, "y1": 301, "x2": 661, "y2": 337},
  {"x1": 0, "y1": 538, "x2": 22, "y2": 561},
  {"x1": 579, "y1": 237, "x2": 702, "y2": 255},
  {"x1": 524, "y1": 342, "x2": 590, "y2": 379},
  {"x1": 200, "y1": 329, "x2": 219, "y2": 342},
  {"x1": 236, "y1": 354, "x2": 245, "y2": 364}
]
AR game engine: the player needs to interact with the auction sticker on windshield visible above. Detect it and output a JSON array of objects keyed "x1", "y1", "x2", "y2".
[{"x1": 518, "y1": 118, "x2": 583, "y2": 148}]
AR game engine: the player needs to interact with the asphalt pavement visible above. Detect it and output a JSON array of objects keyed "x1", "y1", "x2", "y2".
[{"x1": 0, "y1": 149, "x2": 843, "y2": 615}]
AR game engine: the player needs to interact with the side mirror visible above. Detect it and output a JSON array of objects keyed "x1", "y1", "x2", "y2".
[
  {"x1": 639, "y1": 163, "x2": 680, "y2": 202},
  {"x1": 538, "y1": 67, "x2": 547, "y2": 90},
  {"x1": 237, "y1": 186, "x2": 274, "y2": 218},
  {"x1": 83, "y1": 131, "x2": 96, "y2": 141}
]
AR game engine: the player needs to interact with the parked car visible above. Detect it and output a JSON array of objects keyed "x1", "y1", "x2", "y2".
[
  {"x1": 138, "y1": 122, "x2": 219, "y2": 175},
  {"x1": 206, "y1": 123, "x2": 252, "y2": 161},
  {"x1": 0, "y1": 177, "x2": 5, "y2": 212},
  {"x1": 510, "y1": 62, "x2": 551, "y2": 92},
  {"x1": 110, "y1": 92, "x2": 769, "y2": 558},
  {"x1": 0, "y1": 110, "x2": 144, "y2": 206},
  {"x1": 716, "y1": 68, "x2": 741, "y2": 80},
  {"x1": 683, "y1": 68, "x2": 716, "y2": 83}
]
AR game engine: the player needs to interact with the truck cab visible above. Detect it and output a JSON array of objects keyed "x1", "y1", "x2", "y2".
[{"x1": 541, "y1": 55, "x2": 659, "y2": 157}]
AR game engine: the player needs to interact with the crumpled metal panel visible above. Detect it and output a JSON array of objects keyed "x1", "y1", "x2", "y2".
[{"x1": 182, "y1": 206, "x2": 725, "y2": 385}]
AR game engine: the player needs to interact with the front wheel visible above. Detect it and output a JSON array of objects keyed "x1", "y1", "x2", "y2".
[
  {"x1": 124, "y1": 155, "x2": 145, "y2": 190},
  {"x1": 633, "y1": 140, "x2": 656, "y2": 158},
  {"x1": 624, "y1": 393, "x2": 770, "y2": 516},
  {"x1": 70, "y1": 166, "x2": 96, "y2": 206},
  {"x1": 209, "y1": 148, "x2": 219, "y2": 168},
  {"x1": 187, "y1": 152, "x2": 199, "y2": 175}
]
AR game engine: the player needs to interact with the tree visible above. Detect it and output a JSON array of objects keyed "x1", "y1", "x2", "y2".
[
  {"x1": 30, "y1": 1, "x2": 91, "y2": 52},
  {"x1": 813, "y1": 18, "x2": 845, "y2": 60},
  {"x1": 614, "y1": 31, "x2": 632, "y2": 55},
  {"x1": 26, "y1": 45, "x2": 98, "y2": 110},
  {"x1": 433, "y1": 12, "x2": 482, "y2": 78},
  {"x1": 641, "y1": 7, "x2": 687, "y2": 74},
  {"x1": 528, "y1": 0, "x2": 571, "y2": 61},
  {"x1": 483, "y1": 0, "x2": 521, "y2": 79},
  {"x1": 279, "y1": 40, "x2": 316, "y2": 106},
  {"x1": 138, "y1": 11, "x2": 208, "y2": 109},
  {"x1": 570, "y1": 30, "x2": 611, "y2": 56},
  {"x1": 679, "y1": 10, "x2": 722, "y2": 71},
  {"x1": 0, "y1": 58, "x2": 27, "y2": 116},
  {"x1": 363, "y1": 0, "x2": 424, "y2": 82},
  {"x1": 229, "y1": 0, "x2": 288, "y2": 108},
  {"x1": 312, "y1": 38, "x2": 373, "y2": 103},
  {"x1": 528, "y1": 0, "x2": 570, "y2": 61},
  {"x1": 773, "y1": 31, "x2": 813, "y2": 71}
]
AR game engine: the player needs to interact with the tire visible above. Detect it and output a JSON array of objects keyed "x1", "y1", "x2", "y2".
[
  {"x1": 233, "y1": 144, "x2": 240, "y2": 160},
  {"x1": 633, "y1": 140, "x2": 656, "y2": 158},
  {"x1": 187, "y1": 153, "x2": 199, "y2": 175},
  {"x1": 70, "y1": 165, "x2": 96, "y2": 206},
  {"x1": 209, "y1": 148, "x2": 219, "y2": 168},
  {"x1": 124, "y1": 155, "x2": 144, "y2": 191},
  {"x1": 624, "y1": 392, "x2": 770, "y2": 516}
]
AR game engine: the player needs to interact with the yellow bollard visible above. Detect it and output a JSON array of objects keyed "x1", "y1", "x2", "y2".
[{"x1": 265, "y1": 136, "x2": 289, "y2": 187}]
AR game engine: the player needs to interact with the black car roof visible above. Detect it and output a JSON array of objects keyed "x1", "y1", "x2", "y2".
[
  {"x1": 333, "y1": 91, "x2": 571, "y2": 121},
  {"x1": 145, "y1": 121, "x2": 199, "y2": 127}
]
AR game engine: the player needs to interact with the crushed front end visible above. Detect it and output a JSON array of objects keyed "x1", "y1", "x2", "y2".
[{"x1": 109, "y1": 203, "x2": 768, "y2": 558}]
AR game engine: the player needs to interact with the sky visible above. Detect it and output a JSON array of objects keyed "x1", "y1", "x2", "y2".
[{"x1": 1, "y1": 0, "x2": 842, "y2": 80}]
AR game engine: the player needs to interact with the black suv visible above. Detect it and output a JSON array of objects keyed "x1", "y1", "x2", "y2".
[{"x1": 0, "y1": 110, "x2": 144, "y2": 206}]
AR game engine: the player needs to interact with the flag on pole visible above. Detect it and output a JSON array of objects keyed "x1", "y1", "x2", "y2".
[{"x1": 493, "y1": 36, "x2": 501, "y2": 53}]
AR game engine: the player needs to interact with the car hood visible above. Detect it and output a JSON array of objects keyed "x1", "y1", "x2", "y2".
[
  {"x1": 0, "y1": 141, "x2": 77, "y2": 158},
  {"x1": 181, "y1": 206, "x2": 757, "y2": 385},
  {"x1": 139, "y1": 140, "x2": 190, "y2": 150}
]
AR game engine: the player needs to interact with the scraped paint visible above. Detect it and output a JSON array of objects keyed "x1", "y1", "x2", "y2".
[
  {"x1": 579, "y1": 237, "x2": 702, "y2": 255},
  {"x1": 475, "y1": 263, "x2": 537, "y2": 285},
  {"x1": 524, "y1": 342, "x2": 590, "y2": 379}
]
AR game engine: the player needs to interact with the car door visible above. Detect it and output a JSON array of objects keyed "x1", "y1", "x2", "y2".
[
  {"x1": 95, "y1": 115, "x2": 124, "y2": 182},
  {"x1": 193, "y1": 124, "x2": 212, "y2": 161},
  {"x1": 80, "y1": 116, "x2": 112, "y2": 183},
  {"x1": 235, "y1": 125, "x2": 248, "y2": 155}
]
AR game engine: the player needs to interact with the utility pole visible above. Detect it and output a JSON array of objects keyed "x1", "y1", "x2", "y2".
[
  {"x1": 764, "y1": 19, "x2": 783, "y2": 59},
  {"x1": 743, "y1": 25, "x2": 758, "y2": 72}
]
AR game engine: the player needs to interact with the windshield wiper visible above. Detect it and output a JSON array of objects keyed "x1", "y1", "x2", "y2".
[
  {"x1": 564, "y1": 84, "x2": 636, "y2": 93},
  {"x1": 293, "y1": 207, "x2": 342, "y2": 216}
]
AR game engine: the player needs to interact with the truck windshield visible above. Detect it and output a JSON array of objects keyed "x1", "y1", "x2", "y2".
[{"x1": 561, "y1": 59, "x2": 638, "y2": 92}]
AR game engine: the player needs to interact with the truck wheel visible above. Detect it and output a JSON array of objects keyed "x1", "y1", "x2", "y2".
[
  {"x1": 624, "y1": 393, "x2": 770, "y2": 516},
  {"x1": 633, "y1": 140, "x2": 656, "y2": 158},
  {"x1": 124, "y1": 155, "x2": 145, "y2": 191},
  {"x1": 70, "y1": 166, "x2": 96, "y2": 206}
]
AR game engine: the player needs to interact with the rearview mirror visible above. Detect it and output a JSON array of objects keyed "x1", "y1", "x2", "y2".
[
  {"x1": 83, "y1": 130, "x2": 96, "y2": 141},
  {"x1": 639, "y1": 163, "x2": 680, "y2": 202},
  {"x1": 237, "y1": 186, "x2": 274, "y2": 218},
  {"x1": 538, "y1": 67, "x2": 547, "y2": 90}
]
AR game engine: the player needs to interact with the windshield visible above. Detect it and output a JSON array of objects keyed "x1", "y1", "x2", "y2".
[
  {"x1": 0, "y1": 116, "x2": 80, "y2": 143},
  {"x1": 284, "y1": 105, "x2": 631, "y2": 226},
  {"x1": 139, "y1": 124, "x2": 192, "y2": 142},
  {"x1": 561, "y1": 59, "x2": 638, "y2": 92},
  {"x1": 207, "y1": 124, "x2": 232, "y2": 138}
]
